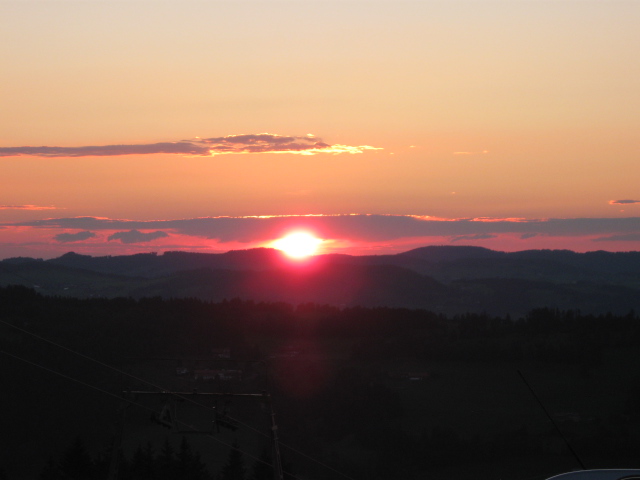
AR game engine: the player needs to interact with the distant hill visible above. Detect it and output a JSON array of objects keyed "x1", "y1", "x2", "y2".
[
  {"x1": 398, "y1": 245, "x2": 505, "y2": 261},
  {"x1": 47, "y1": 248, "x2": 289, "y2": 277},
  {"x1": 3, "y1": 246, "x2": 640, "y2": 315}
]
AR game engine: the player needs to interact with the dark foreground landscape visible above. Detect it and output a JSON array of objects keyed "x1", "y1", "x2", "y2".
[{"x1": 2, "y1": 247, "x2": 640, "y2": 479}]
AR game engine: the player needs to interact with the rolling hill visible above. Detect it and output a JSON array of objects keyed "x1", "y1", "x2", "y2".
[{"x1": 3, "y1": 246, "x2": 640, "y2": 315}]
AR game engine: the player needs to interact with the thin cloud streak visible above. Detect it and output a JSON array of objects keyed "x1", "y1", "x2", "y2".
[
  {"x1": 0, "y1": 205, "x2": 59, "y2": 210},
  {"x1": 610, "y1": 199, "x2": 640, "y2": 205},
  {"x1": 0, "y1": 134, "x2": 380, "y2": 158},
  {"x1": 593, "y1": 233, "x2": 640, "y2": 242},
  {"x1": 451, "y1": 234, "x2": 498, "y2": 242}
]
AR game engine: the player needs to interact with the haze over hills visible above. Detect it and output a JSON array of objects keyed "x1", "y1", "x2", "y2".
[{"x1": 2, "y1": 246, "x2": 640, "y2": 316}]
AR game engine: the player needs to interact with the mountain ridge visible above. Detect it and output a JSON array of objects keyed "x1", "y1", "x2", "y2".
[{"x1": 2, "y1": 246, "x2": 640, "y2": 315}]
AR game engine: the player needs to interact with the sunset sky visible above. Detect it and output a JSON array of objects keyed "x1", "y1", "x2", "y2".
[{"x1": 1, "y1": 0, "x2": 639, "y2": 259}]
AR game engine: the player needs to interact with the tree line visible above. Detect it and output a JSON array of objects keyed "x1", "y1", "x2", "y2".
[
  {"x1": 38, "y1": 436, "x2": 291, "y2": 480},
  {"x1": 2, "y1": 285, "x2": 639, "y2": 364},
  {"x1": 3, "y1": 285, "x2": 640, "y2": 479}
]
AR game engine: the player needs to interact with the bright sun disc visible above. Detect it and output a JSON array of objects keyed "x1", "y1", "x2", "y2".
[{"x1": 272, "y1": 232, "x2": 323, "y2": 259}]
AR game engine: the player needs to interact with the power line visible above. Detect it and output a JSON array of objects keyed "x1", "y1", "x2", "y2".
[
  {"x1": 0, "y1": 318, "x2": 263, "y2": 431},
  {"x1": 0, "y1": 347, "x2": 272, "y2": 471},
  {"x1": 0, "y1": 317, "x2": 357, "y2": 480},
  {"x1": 0, "y1": 317, "x2": 265, "y2": 433},
  {"x1": 517, "y1": 369, "x2": 586, "y2": 471}
]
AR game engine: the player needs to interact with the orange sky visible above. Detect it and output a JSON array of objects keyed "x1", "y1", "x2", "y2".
[{"x1": 1, "y1": 1, "x2": 639, "y2": 259}]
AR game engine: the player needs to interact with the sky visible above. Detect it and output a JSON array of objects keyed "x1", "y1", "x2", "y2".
[{"x1": 1, "y1": 0, "x2": 639, "y2": 259}]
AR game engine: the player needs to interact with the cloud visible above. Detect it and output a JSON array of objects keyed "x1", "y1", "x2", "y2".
[
  {"x1": 107, "y1": 230, "x2": 169, "y2": 244},
  {"x1": 609, "y1": 199, "x2": 640, "y2": 205},
  {"x1": 11, "y1": 215, "x2": 640, "y2": 244},
  {"x1": 0, "y1": 134, "x2": 381, "y2": 158},
  {"x1": 451, "y1": 234, "x2": 498, "y2": 242},
  {"x1": 0, "y1": 143, "x2": 208, "y2": 158},
  {"x1": 0, "y1": 205, "x2": 58, "y2": 210},
  {"x1": 54, "y1": 231, "x2": 96, "y2": 243},
  {"x1": 592, "y1": 233, "x2": 640, "y2": 242},
  {"x1": 4, "y1": 215, "x2": 640, "y2": 258}
]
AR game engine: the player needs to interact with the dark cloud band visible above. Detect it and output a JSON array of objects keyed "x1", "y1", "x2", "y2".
[{"x1": 7, "y1": 215, "x2": 640, "y2": 244}]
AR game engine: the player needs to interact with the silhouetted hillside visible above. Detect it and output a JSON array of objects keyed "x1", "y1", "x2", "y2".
[
  {"x1": 48, "y1": 248, "x2": 289, "y2": 277},
  {"x1": 399, "y1": 245, "x2": 505, "y2": 261},
  {"x1": 3, "y1": 287, "x2": 640, "y2": 479},
  {"x1": 3, "y1": 246, "x2": 640, "y2": 315},
  {"x1": 130, "y1": 263, "x2": 448, "y2": 309}
]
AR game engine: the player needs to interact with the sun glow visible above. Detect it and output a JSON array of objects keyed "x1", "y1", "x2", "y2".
[{"x1": 272, "y1": 232, "x2": 323, "y2": 259}]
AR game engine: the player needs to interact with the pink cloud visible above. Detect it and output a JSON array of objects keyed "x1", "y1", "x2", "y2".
[{"x1": 0, "y1": 205, "x2": 58, "y2": 210}]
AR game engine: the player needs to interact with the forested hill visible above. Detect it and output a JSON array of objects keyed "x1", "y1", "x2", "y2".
[
  {"x1": 2, "y1": 287, "x2": 640, "y2": 479},
  {"x1": 2, "y1": 246, "x2": 640, "y2": 315}
]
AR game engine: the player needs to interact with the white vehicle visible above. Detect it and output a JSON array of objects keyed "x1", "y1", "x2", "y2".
[{"x1": 547, "y1": 470, "x2": 640, "y2": 480}]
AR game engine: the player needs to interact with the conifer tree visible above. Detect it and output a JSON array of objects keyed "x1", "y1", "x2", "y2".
[
  {"x1": 130, "y1": 442, "x2": 156, "y2": 480},
  {"x1": 220, "y1": 441, "x2": 245, "y2": 480},
  {"x1": 157, "y1": 438, "x2": 176, "y2": 480},
  {"x1": 249, "y1": 447, "x2": 273, "y2": 480},
  {"x1": 59, "y1": 436, "x2": 97, "y2": 480},
  {"x1": 39, "y1": 459, "x2": 63, "y2": 480},
  {"x1": 176, "y1": 436, "x2": 210, "y2": 480}
]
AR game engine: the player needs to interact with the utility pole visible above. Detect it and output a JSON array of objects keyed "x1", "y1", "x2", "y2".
[
  {"x1": 128, "y1": 390, "x2": 284, "y2": 478},
  {"x1": 263, "y1": 392, "x2": 284, "y2": 480},
  {"x1": 107, "y1": 399, "x2": 128, "y2": 480}
]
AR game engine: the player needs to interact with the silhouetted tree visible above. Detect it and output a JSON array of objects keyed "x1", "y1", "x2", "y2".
[
  {"x1": 59, "y1": 437, "x2": 97, "y2": 480},
  {"x1": 282, "y1": 455, "x2": 298, "y2": 480},
  {"x1": 220, "y1": 442, "x2": 245, "y2": 480},
  {"x1": 176, "y1": 436, "x2": 210, "y2": 480},
  {"x1": 249, "y1": 447, "x2": 272, "y2": 480},
  {"x1": 625, "y1": 377, "x2": 640, "y2": 422},
  {"x1": 129, "y1": 442, "x2": 156, "y2": 480},
  {"x1": 40, "y1": 460, "x2": 62, "y2": 480},
  {"x1": 157, "y1": 439, "x2": 176, "y2": 480}
]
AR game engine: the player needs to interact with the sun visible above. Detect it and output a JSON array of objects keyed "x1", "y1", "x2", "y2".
[{"x1": 272, "y1": 232, "x2": 323, "y2": 259}]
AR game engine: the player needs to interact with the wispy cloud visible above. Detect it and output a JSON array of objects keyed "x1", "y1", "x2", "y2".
[
  {"x1": 0, "y1": 205, "x2": 59, "y2": 210},
  {"x1": 593, "y1": 233, "x2": 640, "y2": 242},
  {"x1": 0, "y1": 134, "x2": 381, "y2": 158},
  {"x1": 54, "y1": 231, "x2": 96, "y2": 243},
  {"x1": 107, "y1": 230, "x2": 169, "y2": 244},
  {"x1": 451, "y1": 234, "x2": 498, "y2": 242},
  {"x1": 609, "y1": 199, "x2": 640, "y2": 205}
]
